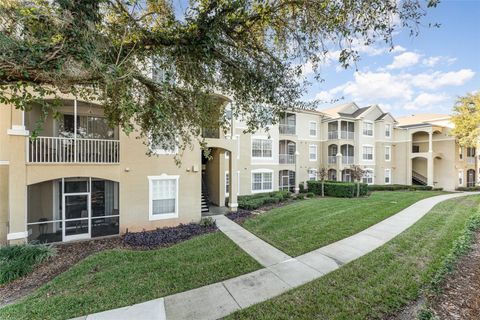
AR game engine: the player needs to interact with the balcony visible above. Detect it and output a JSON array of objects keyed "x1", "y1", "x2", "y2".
[
  {"x1": 28, "y1": 136, "x2": 120, "y2": 163},
  {"x1": 328, "y1": 131, "x2": 338, "y2": 139},
  {"x1": 340, "y1": 131, "x2": 354, "y2": 140},
  {"x1": 342, "y1": 156, "x2": 354, "y2": 165},
  {"x1": 279, "y1": 124, "x2": 296, "y2": 135},
  {"x1": 328, "y1": 156, "x2": 337, "y2": 164},
  {"x1": 279, "y1": 154, "x2": 295, "y2": 164}
]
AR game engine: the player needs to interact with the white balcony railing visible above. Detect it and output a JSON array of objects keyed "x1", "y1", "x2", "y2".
[
  {"x1": 342, "y1": 156, "x2": 354, "y2": 164},
  {"x1": 328, "y1": 156, "x2": 337, "y2": 164},
  {"x1": 328, "y1": 131, "x2": 338, "y2": 139},
  {"x1": 467, "y1": 157, "x2": 476, "y2": 165},
  {"x1": 279, "y1": 124, "x2": 296, "y2": 135},
  {"x1": 28, "y1": 136, "x2": 120, "y2": 163},
  {"x1": 279, "y1": 154, "x2": 295, "y2": 164},
  {"x1": 340, "y1": 131, "x2": 355, "y2": 139}
]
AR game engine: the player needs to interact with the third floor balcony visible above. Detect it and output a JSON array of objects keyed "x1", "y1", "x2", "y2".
[
  {"x1": 279, "y1": 112, "x2": 296, "y2": 135},
  {"x1": 327, "y1": 120, "x2": 355, "y2": 140}
]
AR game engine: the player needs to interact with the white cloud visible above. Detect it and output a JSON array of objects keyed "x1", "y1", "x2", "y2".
[
  {"x1": 423, "y1": 56, "x2": 441, "y2": 67},
  {"x1": 409, "y1": 69, "x2": 475, "y2": 90},
  {"x1": 404, "y1": 92, "x2": 450, "y2": 110},
  {"x1": 391, "y1": 45, "x2": 406, "y2": 53},
  {"x1": 387, "y1": 52, "x2": 422, "y2": 69}
]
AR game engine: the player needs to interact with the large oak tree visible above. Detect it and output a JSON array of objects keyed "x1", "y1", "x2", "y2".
[{"x1": 0, "y1": 0, "x2": 438, "y2": 155}]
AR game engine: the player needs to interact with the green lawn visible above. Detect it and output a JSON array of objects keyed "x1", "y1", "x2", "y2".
[
  {"x1": 228, "y1": 195, "x2": 480, "y2": 320},
  {"x1": 0, "y1": 232, "x2": 261, "y2": 320},
  {"x1": 243, "y1": 191, "x2": 445, "y2": 256}
]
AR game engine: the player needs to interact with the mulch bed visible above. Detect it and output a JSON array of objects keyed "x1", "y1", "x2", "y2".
[
  {"x1": 0, "y1": 222, "x2": 218, "y2": 307},
  {"x1": 429, "y1": 231, "x2": 480, "y2": 319},
  {"x1": 225, "y1": 209, "x2": 254, "y2": 224}
]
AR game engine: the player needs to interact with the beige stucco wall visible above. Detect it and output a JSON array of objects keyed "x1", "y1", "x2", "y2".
[{"x1": 0, "y1": 165, "x2": 8, "y2": 244}]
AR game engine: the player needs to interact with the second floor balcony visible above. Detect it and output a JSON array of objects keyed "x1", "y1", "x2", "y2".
[
  {"x1": 279, "y1": 140, "x2": 296, "y2": 164},
  {"x1": 26, "y1": 101, "x2": 120, "y2": 164}
]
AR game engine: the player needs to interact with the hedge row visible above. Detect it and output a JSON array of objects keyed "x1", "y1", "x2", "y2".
[
  {"x1": 367, "y1": 184, "x2": 435, "y2": 191},
  {"x1": 306, "y1": 181, "x2": 368, "y2": 198},
  {"x1": 237, "y1": 190, "x2": 291, "y2": 210},
  {"x1": 456, "y1": 186, "x2": 480, "y2": 191}
]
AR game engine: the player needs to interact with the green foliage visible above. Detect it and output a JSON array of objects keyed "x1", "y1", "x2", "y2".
[
  {"x1": 199, "y1": 217, "x2": 216, "y2": 228},
  {"x1": 456, "y1": 186, "x2": 480, "y2": 191},
  {"x1": 0, "y1": 243, "x2": 56, "y2": 285},
  {"x1": 238, "y1": 191, "x2": 291, "y2": 210},
  {"x1": 307, "y1": 181, "x2": 368, "y2": 198},
  {"x1": 368, "y1": 184, "x2": 434, "y2": 191},
  {"x1": 0, "y1": 0, "x2": 435, "y2": 157},
  {"x1": 306, "y1": 192, "x2": 315, "y2": 198},
  {"x1": 299, "y1": 183, "x2": 306, "y2": 193},
  {"x1": 451, "y1": 91, "x2": 480, "y2": 147}
]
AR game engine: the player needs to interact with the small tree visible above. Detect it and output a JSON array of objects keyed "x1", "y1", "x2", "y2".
[
  {"x1": 350, "y1": 165, "x2": 365, "y2": 197},
  {"x1": 318, "y1": 168, "x2": 328, "y2": 197}
]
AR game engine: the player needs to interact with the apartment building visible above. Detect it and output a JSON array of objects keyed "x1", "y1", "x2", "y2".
[{"x1": 0, "y1": 98, "x2": 476, "y2": 245}]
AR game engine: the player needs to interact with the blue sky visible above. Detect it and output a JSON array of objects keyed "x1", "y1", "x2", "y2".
[
  {"x1": 173, "y1": 0, "x2": 479, "y2": 116},
  {"x1": 302, "y1": 0, "x2": 480, "y2": 116}
]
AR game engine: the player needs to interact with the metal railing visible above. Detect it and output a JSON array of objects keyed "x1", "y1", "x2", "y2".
[
  {"x1": 342, "y1": 156, "x2": 354, "y2": 164},
  {"x1": 328, "y1": 156, "x2": 337, "y2": 164},
  {"x1": 328, "y1": 131, "x2": 338, "y2": 139},
  {"x1": 279, "y1": 124, "x2": 296, "y2": 135},
  {"x1": 340, "y1": 131, "x2": 355, "y2": 139},
  {"x1": 28, "y1": 136, "x2": 120, "y2": 163},
  {"x1": 279, "y1": 154, "x2": 295, "y2": 164}
]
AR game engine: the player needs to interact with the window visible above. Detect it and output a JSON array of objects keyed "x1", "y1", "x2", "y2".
[
  {"x1": 467, "y1": 147, "x2": 476, "y2": 157},
  {"x1": 459, "y1": 147, "x2": 463, "y2": 160},
  {"x1": 225, "y1": 172, "x2": 230, "y2": 194},
  {"x1": 309, "y1": 121, "x2": 317, "y2": 137},
  {"x1": 385, "y1": 124, "x2": 391, "y2": 138},
  {"x1": 308, "y1": 169, "x2": 317, "y2": 181},
  {"x1": 59, "y1": 114, "x2": 115, "y2": 139},
  {"x1": 412, "y1": 145, "x2": 420, "y2": 153},
  {"x1": 363, "y1": 121, "x2": 373, "y2": 136},
  {"x1": 252, "y1": 138, "x2": 273, "y2": 158},
  {"x1": 362, "y1": 170, "x2": 374, "y2": 185},
  {"x1": 363, "y1": 146, "x2": 374, "y2": 161},
  {"x1": 309, "y1": 145, "x2": 317, "y2": 161},
  {"x1": 458, "y1": 170, "x2": 464, "y2": 186},
  {"x1": 385, "y1": 169, "x2": 391, "y2": 185},
  {"x1": 148, "y1": 175, "x2": 179, "y2": 220},
  {"x1": 251, "y1": 170, "x2": 273, "y2": 192},
  {"x1": 385, "y1": 146, "x2": 391, "y2": 161},
  {"x1": 150, "y1": 137, "x2": 178, "y2": 155}
]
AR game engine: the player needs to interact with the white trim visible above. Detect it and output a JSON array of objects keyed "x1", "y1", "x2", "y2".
[
  {"x1": 385, "y1": 123, "x2": 392, "y2": 139},
  {"x1": 362, "y1": 144, "x2": 374, "y2": 161},
  {"x1": 7, "y1": 231, "x2": 29, "y2": 240},
  {"x1": 362, "y1": 168, "x2": 374, "y2": 185},
  {"x1": 385, "y1": 145, "x2": 392, "y2": 162},
  {"x1": 251, "y1": 169, "x2": 274, "y2": 193},
  {"x1": 148, "y1": 174, "x2": 179, "y2": 221},
  {"x1": 384, "y1": 168, "x2": 392, "y2": 185},
  {"x1": 0, "y1": 160, "x2": 9, "y2": 165},
  {"x1": 362, "y1": 121, "x2": 374, "y2": 137},
  {"x1": 458, "y1": 169, "x2": 464, "y2": 186},
  {"x1": 7, "y1": 125, "x2": 29, "y2": 136},
  {"x1": 251, "y1": 136, "x2": 274, "y2": 160},
  {"x1": 309, "y1": 121, "x2": 317, "y2": 137},
  {"x1": 309, "y1": 144, "x2": 318, "y2": 161}
]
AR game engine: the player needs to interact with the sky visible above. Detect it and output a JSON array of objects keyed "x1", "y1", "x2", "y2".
[
  {"x1": 173, "y1": 0, "x2": 480, "y2": 117},
  {"x1": 301, "y1": 0, "x2": 480, "y2": 116}
]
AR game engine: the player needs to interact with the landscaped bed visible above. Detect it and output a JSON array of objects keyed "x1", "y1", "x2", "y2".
[
  {"x1": 0, "y1": 223, "x2": 261, "y2": 320},
  {"x1": 241, "y1": 190, "x2": 445, "y2": 256},
  {"x1": 227, "y1": 195, "x2": 480, "y2": 320}
]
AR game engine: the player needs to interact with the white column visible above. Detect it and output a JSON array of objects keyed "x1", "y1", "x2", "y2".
[
  {"x1": 294, "y1": 151, "x2": 300, "y2": 193},
  {"x1": 428, "y1": 131, "x2": 433, "y2": 153},
  {"x1": 427, "y1": 155, "x2": 434, "y2": 187},
  {"x1": 74, "y1": 99, "x2": 78, "y2": 162},
  {"x1": 228, "y1": 152, "x2": 238, "y2": 212},
  {"x1": 337, "y1": 119, "x2": 341, "y2": 137}
]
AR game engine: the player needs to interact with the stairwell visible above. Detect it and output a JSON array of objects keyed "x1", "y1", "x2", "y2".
[
  {"x1": 412, "y1": 170, "x2": 428, "y2": 186},
  {"x1": 201, "y1": 179, "x2": 210, "y2": 214}
]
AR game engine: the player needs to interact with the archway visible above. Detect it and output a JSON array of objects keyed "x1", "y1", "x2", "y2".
[
  {"x1": 328, "y1": 169, "x2": 337, "y2": 181},
  {"x1": 467, "y1": 169, "x2": 476, "y2": 187}
]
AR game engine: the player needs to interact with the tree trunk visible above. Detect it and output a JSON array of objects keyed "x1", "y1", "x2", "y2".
[
  {"x1": 356, "y1": 181, "x2": 360, "y2": 197},
  {"x1": 321, "y1": 180, "x2": 324, "y2": 197}
]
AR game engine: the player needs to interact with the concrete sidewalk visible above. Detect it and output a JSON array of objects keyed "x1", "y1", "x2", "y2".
[{"x1": 77, "y1": 192, "x2": 478, "y2": 320}]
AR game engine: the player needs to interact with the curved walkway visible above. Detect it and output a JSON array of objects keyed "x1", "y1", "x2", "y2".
[{"x1": 78, "y1": 192, "x2": 479, "y2": 320}]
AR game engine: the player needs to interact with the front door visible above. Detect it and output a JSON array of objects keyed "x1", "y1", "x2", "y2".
[{"x1": 63, "y1": 193, "x2": 91, "y2": 241}]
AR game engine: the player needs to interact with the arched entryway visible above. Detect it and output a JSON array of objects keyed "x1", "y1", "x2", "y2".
[
  {"x1": 342, "y1": 169, "x2": 353, "y2": 182},
  {"x1": 467, "y1": 169, "x2": 476, "y2": 187},
  {"x1": 412, "y1": 157, "x2": 428, "y2": 185}
]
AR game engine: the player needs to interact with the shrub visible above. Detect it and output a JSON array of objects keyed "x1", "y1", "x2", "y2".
[
  {"x1": 306, "y1": 192, "x2": 315, "y2": 198},
  {"x1": 124, "y1": 221, "x2": 217, "y2": 248},
  {"x1": 299, "y1": 183, "x2": 306, "y2": 193},
  {"x1": 307, "y1": 181, "x2": 367, "y2": 198},
  {"x1": 0, "y1": 243, "x2": 56, "y2": 285},
  {"x1": 368, "y1": 184, "x2": 434, "y2": 191},
  {"x1": 456, "y1": 186, "x2": 480, "y2": 191},
  {"x1": 238, "y1": 191, "x2": 291, "y2": 210}
]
